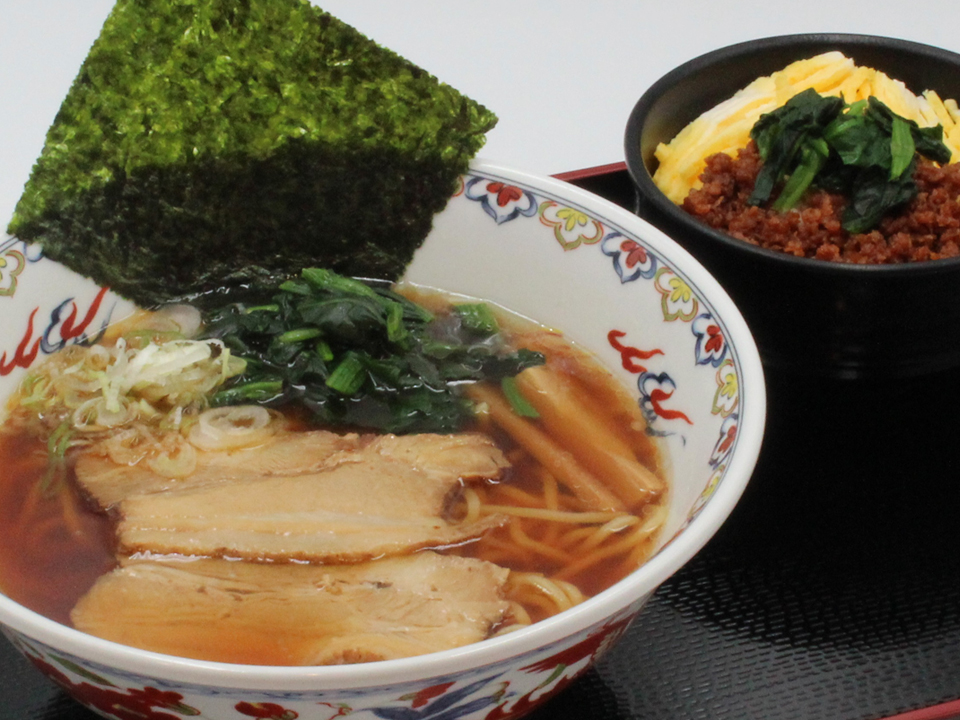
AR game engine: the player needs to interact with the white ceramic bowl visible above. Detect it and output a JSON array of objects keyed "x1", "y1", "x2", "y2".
[{"x1": 0, "y1": 160, "x2": 765, "y2": 719}]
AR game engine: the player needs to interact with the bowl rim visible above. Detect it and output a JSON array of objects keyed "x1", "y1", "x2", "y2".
[
  {"x1": 0, "y1": 159, "x2": 766, "y2": 691},
  {"x1": 624, "y1": 32, "x2": 960, "y2": 277}
]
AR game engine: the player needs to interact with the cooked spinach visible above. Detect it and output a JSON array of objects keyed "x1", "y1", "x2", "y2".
[
  {"x1": 749, "y1": 89, "x2": 844, "y2": 208},
  {"x1": 201, "y1": 269, "x2": 545, "y2": 434},
  {"x1": 748, "y1": 88, "x2": 952, "y2": 233}
]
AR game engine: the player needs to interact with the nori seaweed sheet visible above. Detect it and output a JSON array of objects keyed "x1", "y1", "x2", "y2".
[{"x1": 7, "y1": 0, "x2": 497, "y2": 307}]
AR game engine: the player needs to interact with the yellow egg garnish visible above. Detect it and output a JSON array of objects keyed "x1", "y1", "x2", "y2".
[{"x1": 653, "y1": 52, "x2": 960, "y2": 204}]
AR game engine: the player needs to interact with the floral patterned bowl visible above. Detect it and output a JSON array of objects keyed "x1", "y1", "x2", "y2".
[{"x1": 0, "y1": 160, "x2": 765, "y2": 720}]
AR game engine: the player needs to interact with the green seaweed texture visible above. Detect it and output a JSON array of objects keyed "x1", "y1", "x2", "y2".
[{"x1": 8, "y1": 0, "x2": 497, "y2": 307}]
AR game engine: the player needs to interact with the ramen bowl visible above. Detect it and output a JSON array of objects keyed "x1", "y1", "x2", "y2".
[
  {"x1": 0, "y1": 160, "x2": 765, "y2": 720},
  {"x1": 625, "y1": 33, "x2": 960, "y2": 380}
]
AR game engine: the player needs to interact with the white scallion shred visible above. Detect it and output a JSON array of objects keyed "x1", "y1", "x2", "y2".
[{"x1": 11, "y1": 335, "x2": 246, "y2": 444}]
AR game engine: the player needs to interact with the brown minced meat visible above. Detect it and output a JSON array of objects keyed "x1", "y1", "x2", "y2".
[{"x1": 682, "y1": 141, "x2": 960, "y2": 263}]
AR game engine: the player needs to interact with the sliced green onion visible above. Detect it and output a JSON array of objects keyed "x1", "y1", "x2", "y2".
[
  {"x1": 40, "y1": 421, "x2": 74, "y2": 494},
  {"x1": 122, "y1": 329, "x2": 185, "y2": 346},
  {"x1": 278, "y1": 280, "x2": 312, "y2": 296},
  {"x1": 47, "y1": 421, "x2": 73, "y2": 460},
  {"x1": 212, "y1": 381, "x2": 284, "y2": 405},
  {"x1": 422, "y1": 341, "x2": 459, "y2": 359},
  {"x1": 315, "y1": 340, "x2": 335, "y2": 361},
  {"x1": 302, "y1": 267, "x2": 378, "y2": 298},
  {"x1": 501, "y1": 376, "x2": 539, "y2": 418},
  {"x1": 279, "y1": 327, "x2": 323, "y2": 344},
  {"x1": 386, "y1": 301, "x2": 408, "y2": 344},
  {"x1": 455, "y1": 303, "x2": 500, "y2": 337},
  {"x1": 326, "y1": 352, "x2": 367, "y2": 395},
  {"x1": 17, "y1": 374, "x2": 49, "y2": 410},
  {"x1": 244, "y1": 304, "x2": 280, "y2": 314}
]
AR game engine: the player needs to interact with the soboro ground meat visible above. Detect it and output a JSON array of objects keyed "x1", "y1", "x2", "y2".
[{"x1": 682, "y1": 141, "x2": 960, "y2": 263}]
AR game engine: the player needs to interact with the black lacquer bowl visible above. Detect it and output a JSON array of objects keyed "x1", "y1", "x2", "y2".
[{"x1": 625, "y1": 33, "x2": 960, "y2": 379}]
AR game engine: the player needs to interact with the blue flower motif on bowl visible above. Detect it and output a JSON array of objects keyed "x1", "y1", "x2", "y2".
[
  {"x1": 463, "y1": 178, "x2": 538, "y2": 224},
  {"x1": 692, "y1": 313, "x2": 729, "y2": 367},
  {"x1": 600, "y1": 231, "x2": 660, "y2": 283}
]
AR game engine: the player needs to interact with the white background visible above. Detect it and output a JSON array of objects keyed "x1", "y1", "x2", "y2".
[{"x1": 3, "y1": 1, "x2": 959, "y2": 229}]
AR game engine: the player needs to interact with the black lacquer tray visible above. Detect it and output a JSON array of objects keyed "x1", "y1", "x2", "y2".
[{"x1": 4, "y1": 167, "x2": 960, "y2": 720}]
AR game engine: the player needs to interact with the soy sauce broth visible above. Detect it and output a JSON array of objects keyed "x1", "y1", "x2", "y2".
[{"x1": 0, "y1": 431, "x2": 115, "y2": 625}]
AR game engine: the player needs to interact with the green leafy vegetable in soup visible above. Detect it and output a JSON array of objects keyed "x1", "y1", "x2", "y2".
[{"x1": 202, "y1": 268, "x2": 545, "y2": 433}]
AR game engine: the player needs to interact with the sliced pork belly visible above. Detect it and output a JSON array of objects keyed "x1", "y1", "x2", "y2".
[
  {"x1": 116, "y1": 435, "x2": 508, "y2": 562},
  {"x1": 76, "y1": 429, "x2": 507, "y2": 509},
  {"x1": 71, "y1": 552, "x2": 512, "y2": 665},
  {"x1": 76, "y1": 429, "x2": 364, "y2": 508},
  {"x1": 368, "y1": 432, "x2": 510, "y2": 482}
]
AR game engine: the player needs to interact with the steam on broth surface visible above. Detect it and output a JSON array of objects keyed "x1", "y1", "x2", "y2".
[{"x1": 0, "y1": 281, "x2": 668, "y2": 665}]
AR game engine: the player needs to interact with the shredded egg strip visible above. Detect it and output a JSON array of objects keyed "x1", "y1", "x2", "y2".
[{"x1": 653, "y1": 51, "x2": 960, "y2": 204}]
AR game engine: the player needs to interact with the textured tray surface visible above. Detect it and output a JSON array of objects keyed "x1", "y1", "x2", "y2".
[{"x1": 3, "y1": 170, "x2": 960, "y2": 720}]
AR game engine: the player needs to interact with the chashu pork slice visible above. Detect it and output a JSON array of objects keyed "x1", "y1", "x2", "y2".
[
  {"x1": 75, "y1": 428, "x2": 366, "y2": 508},
  {"x1": 116, "y1": 435, "x2": 509, "y2": 563},
  {"x1": 366, "y1": 432, "x2": 512, "y2": 483},
  {"x1": 76, "y1": 429, "x2": 508, "y2": 509},
  {"x1": 71, "y1": 552, "x2": 512, "y2": 665}
]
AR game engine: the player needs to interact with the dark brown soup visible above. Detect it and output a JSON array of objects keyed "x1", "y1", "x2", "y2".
[
  {"x1": 0, "y1": 432, "x2": 115, "y2": 625},
  {"x1": 0, "y1": 297, "x2": 669, "y2": 664}
]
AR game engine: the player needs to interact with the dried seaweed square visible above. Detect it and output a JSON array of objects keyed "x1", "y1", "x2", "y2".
[{"x1": 8, "y1": 0, "x2": 497, "y2": 306}]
